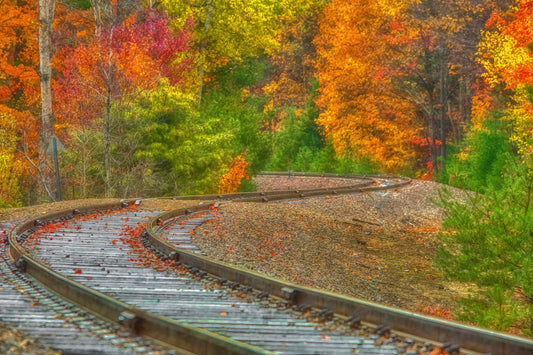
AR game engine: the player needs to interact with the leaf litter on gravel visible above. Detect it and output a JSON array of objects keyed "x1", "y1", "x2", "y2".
[{"x1": 195, "y1": 179, "x2": 471, "y2": 317}]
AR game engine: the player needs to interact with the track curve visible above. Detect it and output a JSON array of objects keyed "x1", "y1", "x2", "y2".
[{"x1": 3, "y1": 173, "x2": 533, "y2": 354}]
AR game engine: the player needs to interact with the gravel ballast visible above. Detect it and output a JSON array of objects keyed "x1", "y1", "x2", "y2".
[
  {"x1": 194, "y1": 178, "x2": 470, "y2": 315},
  {"x1": 0, "y1": 176, "x2": 470, "y2": 322}
]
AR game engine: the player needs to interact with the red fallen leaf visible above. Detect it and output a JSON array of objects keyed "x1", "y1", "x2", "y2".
[
  {"x1": 321, "y1": 334, "x2": 331, "y2": 340},
  {"x1": 31, "y1": 301, "x2": 40, "y2": 306},
  {"x1": 87, "y1": 277, "x2": 92, "y2": 280},
  {"x1": 220, "y1": 311, "x2": 228, "y2": 316},
  {"x1": 111, "y1": 240, "x2": 117, "y2": 245},
  {"x1": 189, "y1": 230, "x2": 195, "y2": 235}
]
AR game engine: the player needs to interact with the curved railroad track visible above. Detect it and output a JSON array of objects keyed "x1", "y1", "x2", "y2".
[{"x1": 2, "y1": 173, "x2": 532, "y2": 354}]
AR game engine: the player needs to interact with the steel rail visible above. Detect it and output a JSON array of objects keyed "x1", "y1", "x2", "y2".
[
  {"x1": 145, "y1": 175, "x2": 533, "y2": 355},
  {"x1": 3, "y1": 173, "x2": 397, "y2": 354},
  {"x1": 7, "y1": 202, "x2": 272, "y2": 355},
  {"x1": 4, "y1": 173, "x2": 381, "y2": 354},
  {"x1": 161, "y1": 173, "x2": 377, "y2": 201}
]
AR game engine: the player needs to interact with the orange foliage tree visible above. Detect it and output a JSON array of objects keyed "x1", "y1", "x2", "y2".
[
  {"x1": 218, "y1": 154, "x2": 250, "y2": 194},
  {"x1": 315, "y1": 0, "x2": 512, "y2": 175},
  {"x1": 314, "y1": 0, "x2": 421, "y2": 172},
  {"x1": 53, "y1": 8, "x2": 193, "y2": 196},
  {"x1": 475, "y1": 0, "x2": 533, "y2": 160},
  {"x1": 0, "y1": 0, "x2": 41, "y2": 203},
  {"x1": 394, "y1": 0, "x2": 512, "y2": 175}
]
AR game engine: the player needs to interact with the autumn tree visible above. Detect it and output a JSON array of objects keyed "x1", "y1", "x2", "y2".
[
  {"x1": 437, "y1": 0, "x2": 533, "y2": 334},
  {"x1": 0, "y1": 112, "x2": 23, "y2": 206},
  {"x1": 476, "y1": 0, "x2": 533, "y2": 154},
  {"x1": 0, "y1": 0, "x2": 42, "y2": 203},
  {"x1": 392, "y1": 0, "x2": 513, "y2": 174},
  {"x1": 314, "y1": 0, "x2": 422, "y2": 172},
  {"x1": 314, "y1": 0, "x2": 513, "y2": 175},
  {"x1": 161, "y1": 0, "x2": 308, "y2": 105},
  {"x1": 262, "y1": 1, "x2": 323, "y2": 121},
  {"x1": 54, "y1": 8, "x2": 192, "y2": 197},
  {"x1": 217, "y1": 153, "x2": 250, "y2": 194}
]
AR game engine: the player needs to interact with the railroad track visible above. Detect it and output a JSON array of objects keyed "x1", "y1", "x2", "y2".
[{"x1": 2, "y1": 173, "x2": 533, "y2": 354}]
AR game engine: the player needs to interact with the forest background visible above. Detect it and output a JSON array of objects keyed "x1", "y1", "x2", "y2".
[{"x1": 1, "y1": 0, "x2": 533, "y2": 334}]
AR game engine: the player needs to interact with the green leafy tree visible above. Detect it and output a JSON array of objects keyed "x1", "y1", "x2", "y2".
[
  {"x1": 442, "y1": 111, "x2": 512, "y2": 192},
  {"x1": 131, "y1": 80, "x2": 233, "y2": 195},
  {"x1": 161, "y1": 0, "x2": 311, "y2": 104},
  {"x1": 437, "y1": 159, "x2": 533, "y2": 333},
  {"x1": 200, "y1": 58, "x2": 273, "y2": 173}
]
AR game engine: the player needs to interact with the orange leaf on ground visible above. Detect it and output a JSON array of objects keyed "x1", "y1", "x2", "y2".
[{"x1": 74, "y1": 269, "x2": 82, "y2": 274}]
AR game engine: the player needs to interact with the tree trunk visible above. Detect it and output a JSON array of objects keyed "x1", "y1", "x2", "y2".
[
  {"x1": 38, "y1": 0, "x2": 56, "y2": 201},
  {"x1": 82, "y1": 144, "x2": 87, "y2": 198},
  {"x1": 196, "y1": 2, "x2": 213, "y2": 106},
  {"x1": 104, "y1": 28, "x2": 114, "y2": 198},
  {"x1": 90, "y1": 0, "x2": 103, "y2": 37},
  {"x1": 105, "y1": 85, "x2": 112, "y2": 197},
  {"x1": 426, "y1": 87, "x2": 438, "y2": 174},
  {"x1": 438, "y1": 59, "x2": 448, "y2": 169}
]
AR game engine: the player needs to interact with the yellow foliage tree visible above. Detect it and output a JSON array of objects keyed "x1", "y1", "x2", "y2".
[
  {"x1": 161, "y1": 0, "x2": 312, "y2": 104},
  {"x1": 0, "y1": 112, "x2": 23, "y2": 206},
  {"x1": 476, "y1": 1, "x2": 533, "y2": 156}
]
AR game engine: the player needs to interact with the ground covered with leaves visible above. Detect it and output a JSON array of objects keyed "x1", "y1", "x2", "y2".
[
  {"x1": 195, "y1": 178, "x2": 471, "y2": 317},
  {"x1": 0, "y1": 176, "x2": 470, "y2": 350}
]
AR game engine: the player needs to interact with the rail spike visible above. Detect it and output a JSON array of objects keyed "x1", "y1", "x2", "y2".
[
  {"x1": 14, "y1": 258, "x2": 26, "y2": 272},
  {"x1": 118, "y1": 311, "x2": 139, "y2": 333}
]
